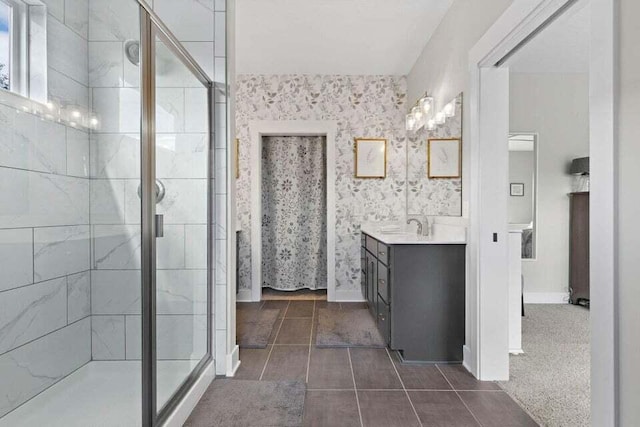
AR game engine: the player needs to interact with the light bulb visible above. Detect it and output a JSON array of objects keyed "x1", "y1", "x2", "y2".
[
  {"x1": 443, "y1": 101, "x2": 456, "y2": 118},
  {"x1": 411, "y1": 106, "x2": 423, "y2": 122},
  {"x1": 419, "y1": 96, "x2": 433, "y2": 115},
  {"x1": 405, "y1": 113, "x2": 417, "y2": 131},
  {"x1": 426, "y1": 119, "x2": 436, "y2": 131},
  {"x1": 435, "y1": 112, "x2": 446, "y2": 125}
]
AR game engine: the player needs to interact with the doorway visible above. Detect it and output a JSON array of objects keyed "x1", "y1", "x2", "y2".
[
  {"x1": 261, "y1": 136, "x2": 327, "y2": 299},
  {"x1": 467, "y1": 0, "x2": 615, "y2": 424},
  {"x1": 246, "y1": 121, "x2": 337, "y2": 302}
]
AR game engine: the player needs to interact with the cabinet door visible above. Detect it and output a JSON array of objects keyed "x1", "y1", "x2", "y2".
[
  {"x1": 377, "y1": 262, "x2": 389, "y2": 304},
  {"x1": 361, "y1": 247, "x2": 367, "y2": 300},
  {"x1": 376, "y1": 296, "x2": 390, "y2": 344},
  {"x1": 366, "y1": 252, "x2": 377, "y2": 314}
]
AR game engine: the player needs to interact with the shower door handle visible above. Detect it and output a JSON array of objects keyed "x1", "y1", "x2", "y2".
[{"x1": 155, "y1": 214, "x2": 164, "y2": 238}]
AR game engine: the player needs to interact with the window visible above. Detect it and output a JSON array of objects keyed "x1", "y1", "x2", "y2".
[
  {"x1": 0, "y1": 0, "x2": 47, "y2": 102},
  {"x1": 0, "y1": 2, "x2": 10, "y2": 90}
]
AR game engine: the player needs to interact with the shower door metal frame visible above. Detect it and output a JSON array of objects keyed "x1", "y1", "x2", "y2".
[{"x1": 138, "y1": 2, "x2": 214, "y2": 426}]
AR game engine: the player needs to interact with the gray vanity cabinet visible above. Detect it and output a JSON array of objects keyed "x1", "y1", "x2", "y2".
[{"x1": 361, "y1": 233, "x2": 466, "y2": 363}]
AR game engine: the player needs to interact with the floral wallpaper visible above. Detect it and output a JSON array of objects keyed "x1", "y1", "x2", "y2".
[
  {"x1": 235, "y1": 75, "x2": 463, "y2": 294},
  {"x1": 262, "y1": 136, "x2": 327, "y2": 291}
]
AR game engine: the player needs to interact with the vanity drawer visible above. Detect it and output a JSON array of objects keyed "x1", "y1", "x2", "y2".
[
  {"x1": 377, "y1": 262, "x2": 389, "y2": 303},
  {"x1": 365, "y1": 235, "x2": 378, "y2": 255},
  {"x1": 376, "y1": 297, "x2": 390, "y2": 344},
  {"x1": 377, "y1": 242, "x2": 389, "y2": 265}
]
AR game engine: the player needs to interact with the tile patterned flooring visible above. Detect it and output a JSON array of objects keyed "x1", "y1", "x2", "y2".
[{"x1": 236, "y1": 300, "x2": 538, "y2": 427}]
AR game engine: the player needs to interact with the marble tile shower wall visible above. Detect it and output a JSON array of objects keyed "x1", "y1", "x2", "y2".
[
  {"x1": 0, "y1": 0, "x2": 91, "y2": 418},
  {"x1": 86, "y1": 0, "x2": 221, "y2": 362}
]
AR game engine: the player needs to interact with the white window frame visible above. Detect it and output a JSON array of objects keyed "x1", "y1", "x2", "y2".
[{"x1": 0, "y1": 0, "x2": 46, "y2": 103}]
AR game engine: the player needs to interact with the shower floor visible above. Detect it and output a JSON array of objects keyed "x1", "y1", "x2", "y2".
[{"x1": 0, "y1": 360, "x2": 197, "y2": 427}]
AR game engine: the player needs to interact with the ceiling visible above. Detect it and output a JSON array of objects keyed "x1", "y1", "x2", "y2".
[
  {"x1": 235, "y1": 0, "x2": 453, "y2": 75},
  {"x1": 507, "y1": 1, "x2": 590, "y2": 73}
]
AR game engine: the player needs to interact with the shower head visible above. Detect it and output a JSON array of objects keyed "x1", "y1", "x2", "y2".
[{"x1": 124, "y1": 40, "x2": 140, "y2": 66}]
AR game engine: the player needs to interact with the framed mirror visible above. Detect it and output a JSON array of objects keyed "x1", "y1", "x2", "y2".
[
  {"x1": 406, "y1": 93, "x2": 463, "y2": 217},
  {"x1": 508, "y1": 133, "x2": 538, "y2": 259}
]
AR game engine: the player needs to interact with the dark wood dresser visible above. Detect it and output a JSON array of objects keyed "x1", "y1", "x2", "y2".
[{"x1": 569, "y1": 192, "x2": 589, "y2": 305}]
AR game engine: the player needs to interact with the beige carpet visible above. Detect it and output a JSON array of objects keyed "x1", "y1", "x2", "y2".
[{"x1": 500, "y1": 304, "x2": 590, "y2": 427}]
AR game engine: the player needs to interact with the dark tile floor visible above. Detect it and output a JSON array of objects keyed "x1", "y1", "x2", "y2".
[{"x1": 235, "y1": 300, "x2": 538, "y2": 427}]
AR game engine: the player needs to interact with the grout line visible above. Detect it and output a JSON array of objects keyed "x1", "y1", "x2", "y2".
[
  {"x1": 0, "y1": 316, "x2": 90, "y2": 358},
  {"x1": 123, "y1": 315, "x2": 127, "y2": 359},
  {"x1": 347, "y1": 348, "x2": 364, "y2": 427},
  {"x1": 269, "y1": 344, "x2": 310, "y2": 347},
  {"x1": 31, "y1": 228, "x2": 35, "y2": 284},
  {"x1": 305, "y1": 388, "x2": 464, "y2": 392},
  {"x1": 0, "y1": 357, "x2": 92, "y2": 420},
  {"x1": 258, "y1": 300, "x2": 289, "y2": 381},
  {"x1": 435, "y1": 364, "x2": 484, "y2": 427},
  {"x1": 305, "y1": 300, "x2": 315, "y2": 384},
  {"x1": 385, "y1": 348, "x2": 423, "y2": 427},
  {"x1": 0, "y1": 269, "x2": 93, "y2": 295}
]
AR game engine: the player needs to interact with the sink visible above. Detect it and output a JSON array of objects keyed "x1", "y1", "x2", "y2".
[{"x1": 378, "y1": 229, "x2": 407, "y2": 235}]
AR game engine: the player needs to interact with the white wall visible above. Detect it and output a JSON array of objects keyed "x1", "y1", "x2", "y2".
[
  {"x1": 510, "y1": 73, "x2": 589, "y2": 297},
  {"x1": 508, "y1": 151, "x2": 535, "y2": 224},
  {"x1": 407, "y1": 0, "x2": 512, "y2": 107},
  {"x1": 407, "y1": 0, "x2": 513, "y2": 220},
  {"x1": 618, "y1": 0, "x2": 640, "y2": 422}
]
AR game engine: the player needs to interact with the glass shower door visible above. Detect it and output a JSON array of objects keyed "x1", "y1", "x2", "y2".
[{"x1": 151, "y1": 27, "x2": 211, "y2": 417}]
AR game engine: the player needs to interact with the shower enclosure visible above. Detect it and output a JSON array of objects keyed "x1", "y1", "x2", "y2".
[{"x1": 0, "y1": 1, "x2": 216, "y2": 425}]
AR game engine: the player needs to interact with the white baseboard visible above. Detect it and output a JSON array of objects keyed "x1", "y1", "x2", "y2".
[
  {"x1": 462, "y1": 345, "x2": 474, "y2": 375},
  {"x1": 163, "y1": 360, "x2": 214, "y2": 427},
  {"x1": 226, "y1": 345, "x2": 240, "y2": 377},
  {"x1": 509, "y1": 348, "x2": 525, "y2": 355},
  {"x1": 334, "y1": 289, "x2": 365, "y2": 302},
  {"x1": 236, "y1": 289, "x2": 253, "y2": 302},
  {"x1": 524, "y1": 292, "x2": 570, "y2": 304}
]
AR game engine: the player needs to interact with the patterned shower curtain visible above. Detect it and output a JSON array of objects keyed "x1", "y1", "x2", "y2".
[{"x1": 261, "y1": 136, "x2": 327, "y2": 291}]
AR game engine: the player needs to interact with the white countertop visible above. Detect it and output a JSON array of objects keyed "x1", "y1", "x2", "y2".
[{"x1": 361, "y1": 224, "x2": 467, "y2": 245}]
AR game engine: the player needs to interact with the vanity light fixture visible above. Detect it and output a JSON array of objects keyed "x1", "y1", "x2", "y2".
[
  {"x1": 434, "y1": 111, "x2": 446, "y2": 125},
  {"x1": 426, "y1": 119, "x2": 436, "y2": 131}
]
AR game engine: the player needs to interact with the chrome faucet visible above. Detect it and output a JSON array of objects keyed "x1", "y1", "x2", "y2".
[{"x1": 407, "y1": 218, "x2": 423, "y2": 235}]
